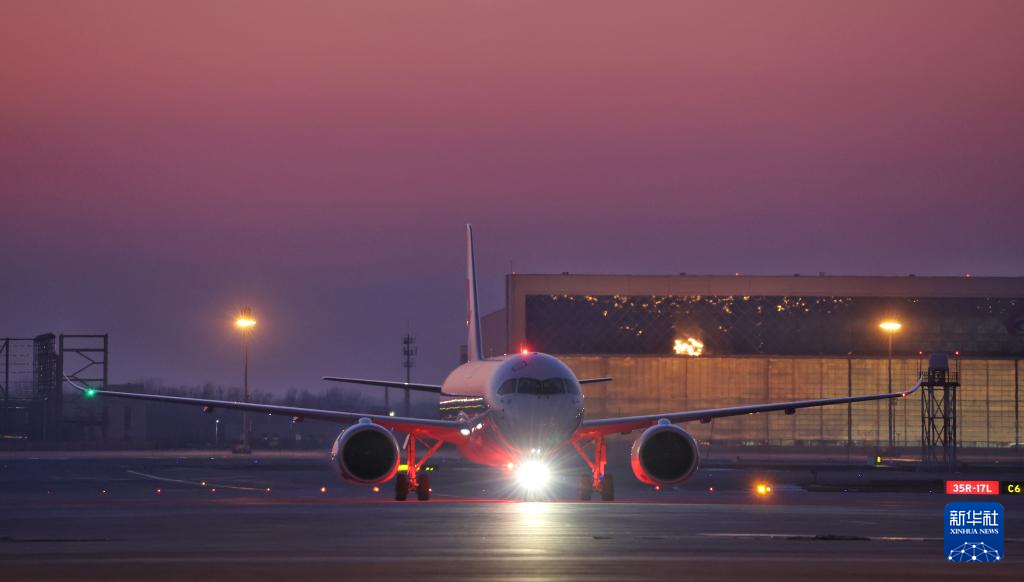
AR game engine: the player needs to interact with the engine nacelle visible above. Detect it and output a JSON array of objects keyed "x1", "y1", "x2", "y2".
[
  {"x1": 330, "y1": 419, "x2": 400, "y2": 485},
  {"x1": 630, "y1": 421, "x2": 700, "y2": 485}
]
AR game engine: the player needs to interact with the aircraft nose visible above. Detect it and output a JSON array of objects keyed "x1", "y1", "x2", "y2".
[{"x1": 502, "y1": 395, "x2": 578, "y2": 450}]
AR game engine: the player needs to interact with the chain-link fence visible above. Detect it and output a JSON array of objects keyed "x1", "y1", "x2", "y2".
[{"x1": 561, "y1": 354, "x2": 1021, "y2": 457}]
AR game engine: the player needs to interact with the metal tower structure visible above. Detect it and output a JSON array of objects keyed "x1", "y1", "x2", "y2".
[
  {"x1": 59, "y1": 334, "x2": 109, "y2": 440},
  {"x1": 920, "y1": 352, "x2": 959, "y2": 468},
  {"x1": 402, "y1": 330, "x2": 417, "y2": 417}
]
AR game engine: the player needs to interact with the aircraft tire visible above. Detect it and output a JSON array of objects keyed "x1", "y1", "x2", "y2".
[
  {"x1": 600, "y1": 474, "x2": 615, "y2": 501},
  {"x1": 416, "y1": 473, "x2": 431, "y2": 501},
  {"x1": 579, "y1": 474, "x2": 593, "y2": 501},
  {"x1": 395, "y1": 473, "x2": 409, "y2": 501}
]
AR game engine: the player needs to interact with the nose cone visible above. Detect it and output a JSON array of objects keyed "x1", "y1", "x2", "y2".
[{"x1": 501, "y1": 395, "x2": 580, "y2": 452}]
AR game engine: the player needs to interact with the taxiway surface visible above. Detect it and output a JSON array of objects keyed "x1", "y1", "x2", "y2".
[{"x1": 1, "y1": 451, "x2": 1020, "y2": 580}]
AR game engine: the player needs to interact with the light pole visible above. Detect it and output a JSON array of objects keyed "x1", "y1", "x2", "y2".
[
  {"x1": 215, "y1": 418, "x2": 221, "y2": 448},
  {"x1": 879, "y1": 320, "x2": 902, "y2": 450},
  {"x1": 235, "y1": 307, "x2": 256, "y2": 452}
]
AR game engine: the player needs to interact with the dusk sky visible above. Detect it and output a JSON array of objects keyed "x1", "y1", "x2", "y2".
[{"x1": 2, "y1": 1, "x2": 1022, "y2": 394}]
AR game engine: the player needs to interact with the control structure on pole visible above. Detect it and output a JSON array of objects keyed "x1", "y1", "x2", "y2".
[
  {"x1": 402, "y1": 329, "x2": 417, "y2": 417},
  {"x1": 235, "y1": 307, "x2": 256, "y2": 452}
]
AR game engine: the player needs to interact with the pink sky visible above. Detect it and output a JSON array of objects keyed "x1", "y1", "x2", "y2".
[{"x1": 1, "y1": 1, "x2": 1022, "y2": 390}]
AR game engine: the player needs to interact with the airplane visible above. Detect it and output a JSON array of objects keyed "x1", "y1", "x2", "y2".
[{"x1": 70, "y1": 225, "x2": 923, "y2": 501}]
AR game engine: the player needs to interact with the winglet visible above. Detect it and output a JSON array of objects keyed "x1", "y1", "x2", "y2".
[
  {"x1": 901, "y1": 376, "x2": 925, "y2": 397},
  {"x1": 466, "y1": 224, "x2": 483, "y2": 361}
]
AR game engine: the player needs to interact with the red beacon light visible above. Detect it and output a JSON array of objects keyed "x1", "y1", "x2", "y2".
[{"x1": 520, "y1": 346, "x2": 530, "y2": 355}]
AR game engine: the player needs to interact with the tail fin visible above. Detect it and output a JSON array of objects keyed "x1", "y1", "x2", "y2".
[{"x1": 466, "y1": 224, "x2": 483, "y2": 361}]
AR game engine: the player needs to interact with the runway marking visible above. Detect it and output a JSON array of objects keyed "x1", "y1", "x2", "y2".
[
  {"x1": 1, "y1": 536, "x2": 119, "y2": 543},
  {"x1": 699, "y1": 533, "x2": 1024, "y2": 543},
  {"x1": 0, "y1": 554, "x2": 970, "y2": 565},
  {"x1": 125, "y1": 469, "x2": 265, "y2": 492},
  {"x1": 699, "y1": 533, "x2": 930, "y2": 542}
]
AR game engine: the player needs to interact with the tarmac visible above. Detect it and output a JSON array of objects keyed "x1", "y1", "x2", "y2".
[{"x1": 1, "y1": 449, "x2": 1022, "y2": 581}]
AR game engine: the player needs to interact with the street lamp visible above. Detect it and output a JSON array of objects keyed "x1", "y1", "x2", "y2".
[
  {"x1": 879, "y1": 320, "x2": 902, "y2": 450},
  {"x1": 235, "y1": 307, "x2": 256, "y2": 452}
]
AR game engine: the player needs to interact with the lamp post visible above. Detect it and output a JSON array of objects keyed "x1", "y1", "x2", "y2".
[
  {"x1": 879, "y1": 320, "x2": 902, "y2": 450},
  {"x1": 235, "y1": 307, "x2": 256, "y2": 452}
]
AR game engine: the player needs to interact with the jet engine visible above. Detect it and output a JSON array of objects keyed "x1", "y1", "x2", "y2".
[
  {"x1": 330, "y1": 419, "x2": 400, "y2": 485},
  {"x1": 630, "y1": 421, "x2": 700, "y2": 485}
]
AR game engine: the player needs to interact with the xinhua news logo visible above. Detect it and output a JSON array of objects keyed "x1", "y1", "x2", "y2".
[{"x1": 945, "y1": 502, "x2": 1004, "y2": 563}]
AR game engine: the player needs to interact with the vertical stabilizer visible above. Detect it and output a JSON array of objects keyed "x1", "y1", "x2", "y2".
[{"x1": 466, "y1": 224, "x2": 483, "y2": 361}]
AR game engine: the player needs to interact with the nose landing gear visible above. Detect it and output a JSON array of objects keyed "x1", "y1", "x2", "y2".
[{"x1": 571, "y1": 434, "x2": 614, "y2": 501}]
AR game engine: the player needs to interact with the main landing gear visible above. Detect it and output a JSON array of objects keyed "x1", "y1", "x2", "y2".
[
  {"x1": 394, "y1": 433, "x2": 442, "y2": 502},
  {"x1": 571, "y1": 434, "x2": 615, "y2": 501}
]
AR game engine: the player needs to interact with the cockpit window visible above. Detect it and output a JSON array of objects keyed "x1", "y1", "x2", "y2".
[
  {"x1": 498, "y1": 379, "x2": 517, "y2": 395},
  {"x1": 564, "y1": 379, "x2": 580, "y2": 395},
  {"x1": 540, "y1": 378, "x2": 565, "y2": 394},
  {"x1": 517, "y1": 378, "x2": 542, "y2": 394},
  {"x1": 514, "y1": 378, "x2": 569, "y2": 395}
]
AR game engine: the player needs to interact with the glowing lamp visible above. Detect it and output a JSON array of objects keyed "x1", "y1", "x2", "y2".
[
  {"x1": 235, "y1": 306, "x2": 256, "y2": 329},
  {"x1": 515, "y1": 460, "x2": 551, "y2": 490},
  {"x1": 755, "y1": 483, "x2": 772, "y2": 496},
  {"x1": 84, "y1": 387, "x2": 98, "y2": 398},
  {"x1": 879, "y1": 321, "x2": 902, "y2": 332}
]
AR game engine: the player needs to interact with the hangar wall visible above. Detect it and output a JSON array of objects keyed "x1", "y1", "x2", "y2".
[
  {"x1": 488, "y1": 274, "x2": 1024, "y2": 454},
  {"x1": 559, "y1": 355, "x2": 1021, "y2": 449}
]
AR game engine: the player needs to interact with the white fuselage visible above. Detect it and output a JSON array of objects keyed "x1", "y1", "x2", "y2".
[{"x1": 440, "y1": 352, "x2": 583, "y2": 466}]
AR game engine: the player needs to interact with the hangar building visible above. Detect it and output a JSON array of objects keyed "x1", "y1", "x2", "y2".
[{"x1": 481, "y1": 274, "x2": 1024, "y2": 455}]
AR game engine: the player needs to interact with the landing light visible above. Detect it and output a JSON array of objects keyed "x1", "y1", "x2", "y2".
[
  {"x1": 515, "y1": 460, "x2": 551, "y2": 490},
  {"x1": 755, "y1": 483, "x2": 773, "y2": 496}
]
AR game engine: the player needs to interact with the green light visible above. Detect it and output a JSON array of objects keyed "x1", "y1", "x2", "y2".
[{"x1": 84, "y1": 388, "x2": 97, "y2": 398}]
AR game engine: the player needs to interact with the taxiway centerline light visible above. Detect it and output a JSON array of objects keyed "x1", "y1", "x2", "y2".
[{"x1": 515, "y1": 460, "x2": 551, "y2": 490}]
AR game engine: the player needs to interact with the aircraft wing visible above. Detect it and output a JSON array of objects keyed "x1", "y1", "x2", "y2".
[
  {"x1": 67, "y1": 381, "x2": 469, "y2": 440},
  {"x1": 577, "y1": 377, "x2": 924, "y2": 437},
  {"x1": 323, "y1": 377, "x2": 444, "y2": 393}
]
